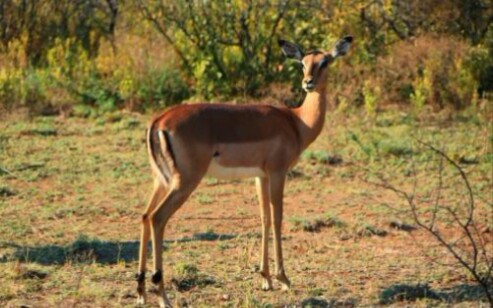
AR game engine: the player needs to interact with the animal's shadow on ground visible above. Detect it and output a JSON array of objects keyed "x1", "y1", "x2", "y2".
[
  {"x1": 0, "y1": 231, "x2": 237, "y2": 265},
  {"x1": 379, "y1": 283, "x2": 491, "y2": 305}
]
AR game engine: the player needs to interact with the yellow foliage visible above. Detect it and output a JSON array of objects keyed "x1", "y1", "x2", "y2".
[
  {"x1": 0, "y1": 37, "x2": 27, "y2": 69},
  {"x1": 363, "y1": 80, "x2": 380, "y2": 117},
  {"x1": 410, "y1": 67, "x2": 432, "y2": 113},
  {"x1": 46, "y1": 38, "x2": 93, "y2": 83},
  {"x1": 455, "y1": 57, "x2": 478, "y2": 105}
]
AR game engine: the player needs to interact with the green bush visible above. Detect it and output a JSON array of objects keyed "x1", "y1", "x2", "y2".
[
  {"x1": 0, "y1": 37, "x2": 190, "y2": 114},
  {"x1": 1, "y1": 1, "x2": 492, "y2": 114},
  {"x1": 463, "y1": 35, "x2": 493, "y2": 97},
  {"x1": 0, "y1": 68, "x2": 21, "y2": 110},
  {"x1": 139, "y1": 0, "x2": 338, "y2": 99},
  {"x1": 135, "y1": 67, "x2": 190, "y2": 110},
  {"x1": 0, "y1": 67, "x2": 55, "y2": 113},
  {"x1": 410, "y1": 67, "x2": 431, "y2": 113},
  {"x1": 363, "y1": 80, "x2": 380, "y2": 117}
]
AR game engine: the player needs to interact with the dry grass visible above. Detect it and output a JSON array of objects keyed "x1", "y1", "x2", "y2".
[{"x1": 0, "y1": 107, "x2": 491, "y2": 307}]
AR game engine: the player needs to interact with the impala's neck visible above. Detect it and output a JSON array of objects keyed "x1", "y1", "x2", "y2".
[{"x1": 293, "y1": 88, "x2": 327, "y2": 150}]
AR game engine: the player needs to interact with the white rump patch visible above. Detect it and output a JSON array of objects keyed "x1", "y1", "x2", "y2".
[{"x1": 206, "y1": 160, "x2": 265, "y2": 180}]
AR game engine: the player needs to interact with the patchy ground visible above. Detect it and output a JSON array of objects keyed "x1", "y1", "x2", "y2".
[{"x1": 0, "y1": 108, "x2": 491, "y2": 307}]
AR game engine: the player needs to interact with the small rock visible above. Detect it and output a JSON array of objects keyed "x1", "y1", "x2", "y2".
[
  {"x1": 121, "y1": 291, "x2": 135, "y2": 299},
  {"x1": 458, "y1": 156, "x2": 478, "y2": 165},
  {"x1": 301, "y1": 297, "x2": 329, "y2": 307},
  {"x1": 357, "y1": 226, "x2": 388, "y2": 237},
  {"x1": 21, "y1": 270, "x2": 48, "y2": 280},
  {"x1": 328, "y1": 155, "x2": 343, "y2": 165},
  {"x1": 339, "y1": 234, "x2": 352, "y2": 241},
  {"x1": 0, "y1": 186, "x2": 16, "y2": 197},
  {"x1": 390, "y1": 221, "x2": 417, "y2": 232}
]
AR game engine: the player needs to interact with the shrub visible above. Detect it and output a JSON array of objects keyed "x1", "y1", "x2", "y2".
[
  {"x1": 138, "y1": 0, "x2": 342, "y2": 99},
  {"x1": 372, "y1": 36, "x2": 483, "y2": 111},
  {"x1": 0, "y1": 67, "x2": 22, "y2": 110},
  {"x1": 410, "y1": 67, "x2": 431, "y2": 114},
  {"x1": 363, "y1": 80, "x2": 380, "y2": 117},
  {"x1": 1, "y1": 2, "x2": 491, "y2": 114},
  {"x1": 133, "y1": 67, "x2": 190, "y2": 110},
  {"x1": 0, "y1": 66, "x2": 55, "y2": 113},
  {"x1": 0, "y1": 36, "x2": 190, "y2": 113}
]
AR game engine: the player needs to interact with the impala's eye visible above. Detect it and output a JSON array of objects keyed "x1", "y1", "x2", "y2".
[{"x1": 319, "y1": 58, "x2": 329, "y2": 69}]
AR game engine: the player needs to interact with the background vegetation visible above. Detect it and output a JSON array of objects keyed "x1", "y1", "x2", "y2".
[
  {"x1": 0, "y1": 0, "x2": 492, "y2": 114},
  {"x1": 1, "y1": 0, "x2": 492, "y2": 307}
]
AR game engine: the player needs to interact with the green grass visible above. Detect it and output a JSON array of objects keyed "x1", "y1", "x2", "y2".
[
  {"x1": 0, "y1": 109, "x2": 492, "y2": 307},
  {"x1": 288, "y1": 213, "x2": 346, "y2": 233},
  {"x1": 194, "y1": 192, "x2": 215, "y2": 205}
]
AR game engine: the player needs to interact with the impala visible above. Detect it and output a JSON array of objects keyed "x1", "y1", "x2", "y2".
[{"x1": 136, "y1": 35, "x2": 353, "y2": 307}]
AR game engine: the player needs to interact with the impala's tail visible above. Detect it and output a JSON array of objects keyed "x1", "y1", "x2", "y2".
[{"x1": 146, "y1": 118, "x2": 176, "y2": 186}]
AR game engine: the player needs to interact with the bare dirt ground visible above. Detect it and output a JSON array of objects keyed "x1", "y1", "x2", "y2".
[{"x1": 0, "y1": 109, "x2": 491, "y2": 307}]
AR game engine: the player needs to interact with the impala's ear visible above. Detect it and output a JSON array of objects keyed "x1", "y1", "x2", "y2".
[
  {"x1": 278, "y1": 39, "x2": 304, "y2": 61},
  {"x1": 331, "y1": 35, "x2": 353, "y2": 58}
]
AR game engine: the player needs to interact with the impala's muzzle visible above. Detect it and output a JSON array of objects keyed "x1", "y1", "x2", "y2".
[{"x1": 303, "y1": 78, "x2": 315, "y2": 92}]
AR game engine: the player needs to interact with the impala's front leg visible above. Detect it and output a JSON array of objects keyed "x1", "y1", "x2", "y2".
[
  {"x1": 269, "y1": 171, "x2": 291, "y2": 290},
  {"x1": 256, "y1": 176, "x2": 273, "y2": 290},
  {"x1": 137, "y1": 178, "x2": 167, "y2": 305}
]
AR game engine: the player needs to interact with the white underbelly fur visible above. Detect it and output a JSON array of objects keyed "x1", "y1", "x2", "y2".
[{"x1": 206, "y1": 160, "x2": 265, "y2": 179}]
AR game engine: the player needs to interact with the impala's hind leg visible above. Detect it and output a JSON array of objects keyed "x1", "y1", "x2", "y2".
[
  {"x1": 150, "y1": 177, "x2": 199, "y2": 308},
  {"x1": 137, "y1": 177, "x2": 167, "y2": 305},
  {"x1": 256, "y1": 176, "x2": 273, "y2": 290}
]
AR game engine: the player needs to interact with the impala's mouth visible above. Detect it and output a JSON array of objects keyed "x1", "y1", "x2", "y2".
[
  {"x1": 303, "y1": 84, "x2": 315, "y2": 92},
  {"x1": 303, "y1": 78, "x2": 316, "y2": 92}
]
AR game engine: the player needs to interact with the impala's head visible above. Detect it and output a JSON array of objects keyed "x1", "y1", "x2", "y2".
[{"x1": 279, "y1": 36, "x2": 353, "y2": 92}]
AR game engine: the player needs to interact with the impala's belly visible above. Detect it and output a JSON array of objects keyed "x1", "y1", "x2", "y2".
[{"x1": 206, "y1": 160, "x2": 265, "y2": 179}]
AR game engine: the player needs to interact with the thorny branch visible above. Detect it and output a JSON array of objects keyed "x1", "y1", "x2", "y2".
[{"x1": 368, "y1": 140, "x2": 493, "y2": 304}]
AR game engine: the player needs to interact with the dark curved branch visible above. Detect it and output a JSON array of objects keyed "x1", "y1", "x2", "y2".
[{"x1": 137, "y1": 0, "x2": 193, "y2": 75}]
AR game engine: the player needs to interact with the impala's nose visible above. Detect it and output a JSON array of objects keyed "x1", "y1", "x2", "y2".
[{"x1": 303, "y1": 78, "x2": 315, "y2": 91}]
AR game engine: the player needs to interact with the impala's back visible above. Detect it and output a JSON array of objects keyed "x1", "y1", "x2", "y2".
[{"x1": 148, "y1": 103, "x2": 301, "y2": 182}]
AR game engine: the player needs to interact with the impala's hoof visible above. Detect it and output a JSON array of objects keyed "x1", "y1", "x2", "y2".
[
  {"x1": 152, "y1": 270, "x2": 162, "y2": 284},
  {"x1": 258, "y1": 270, "x2": 272, "y2": 290},
  {"x1": 281, "y1": 282, "x2": 291, "y2": 291},
  {"x1": 276, "y1": 272, "x2": 291, "y2": 291},
  {"x1": 136, "y1": 295, "x2": 146, "y2": 305},
  {"x1": 261, "y1": 279, "x2": 273, "y2": 291}
]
